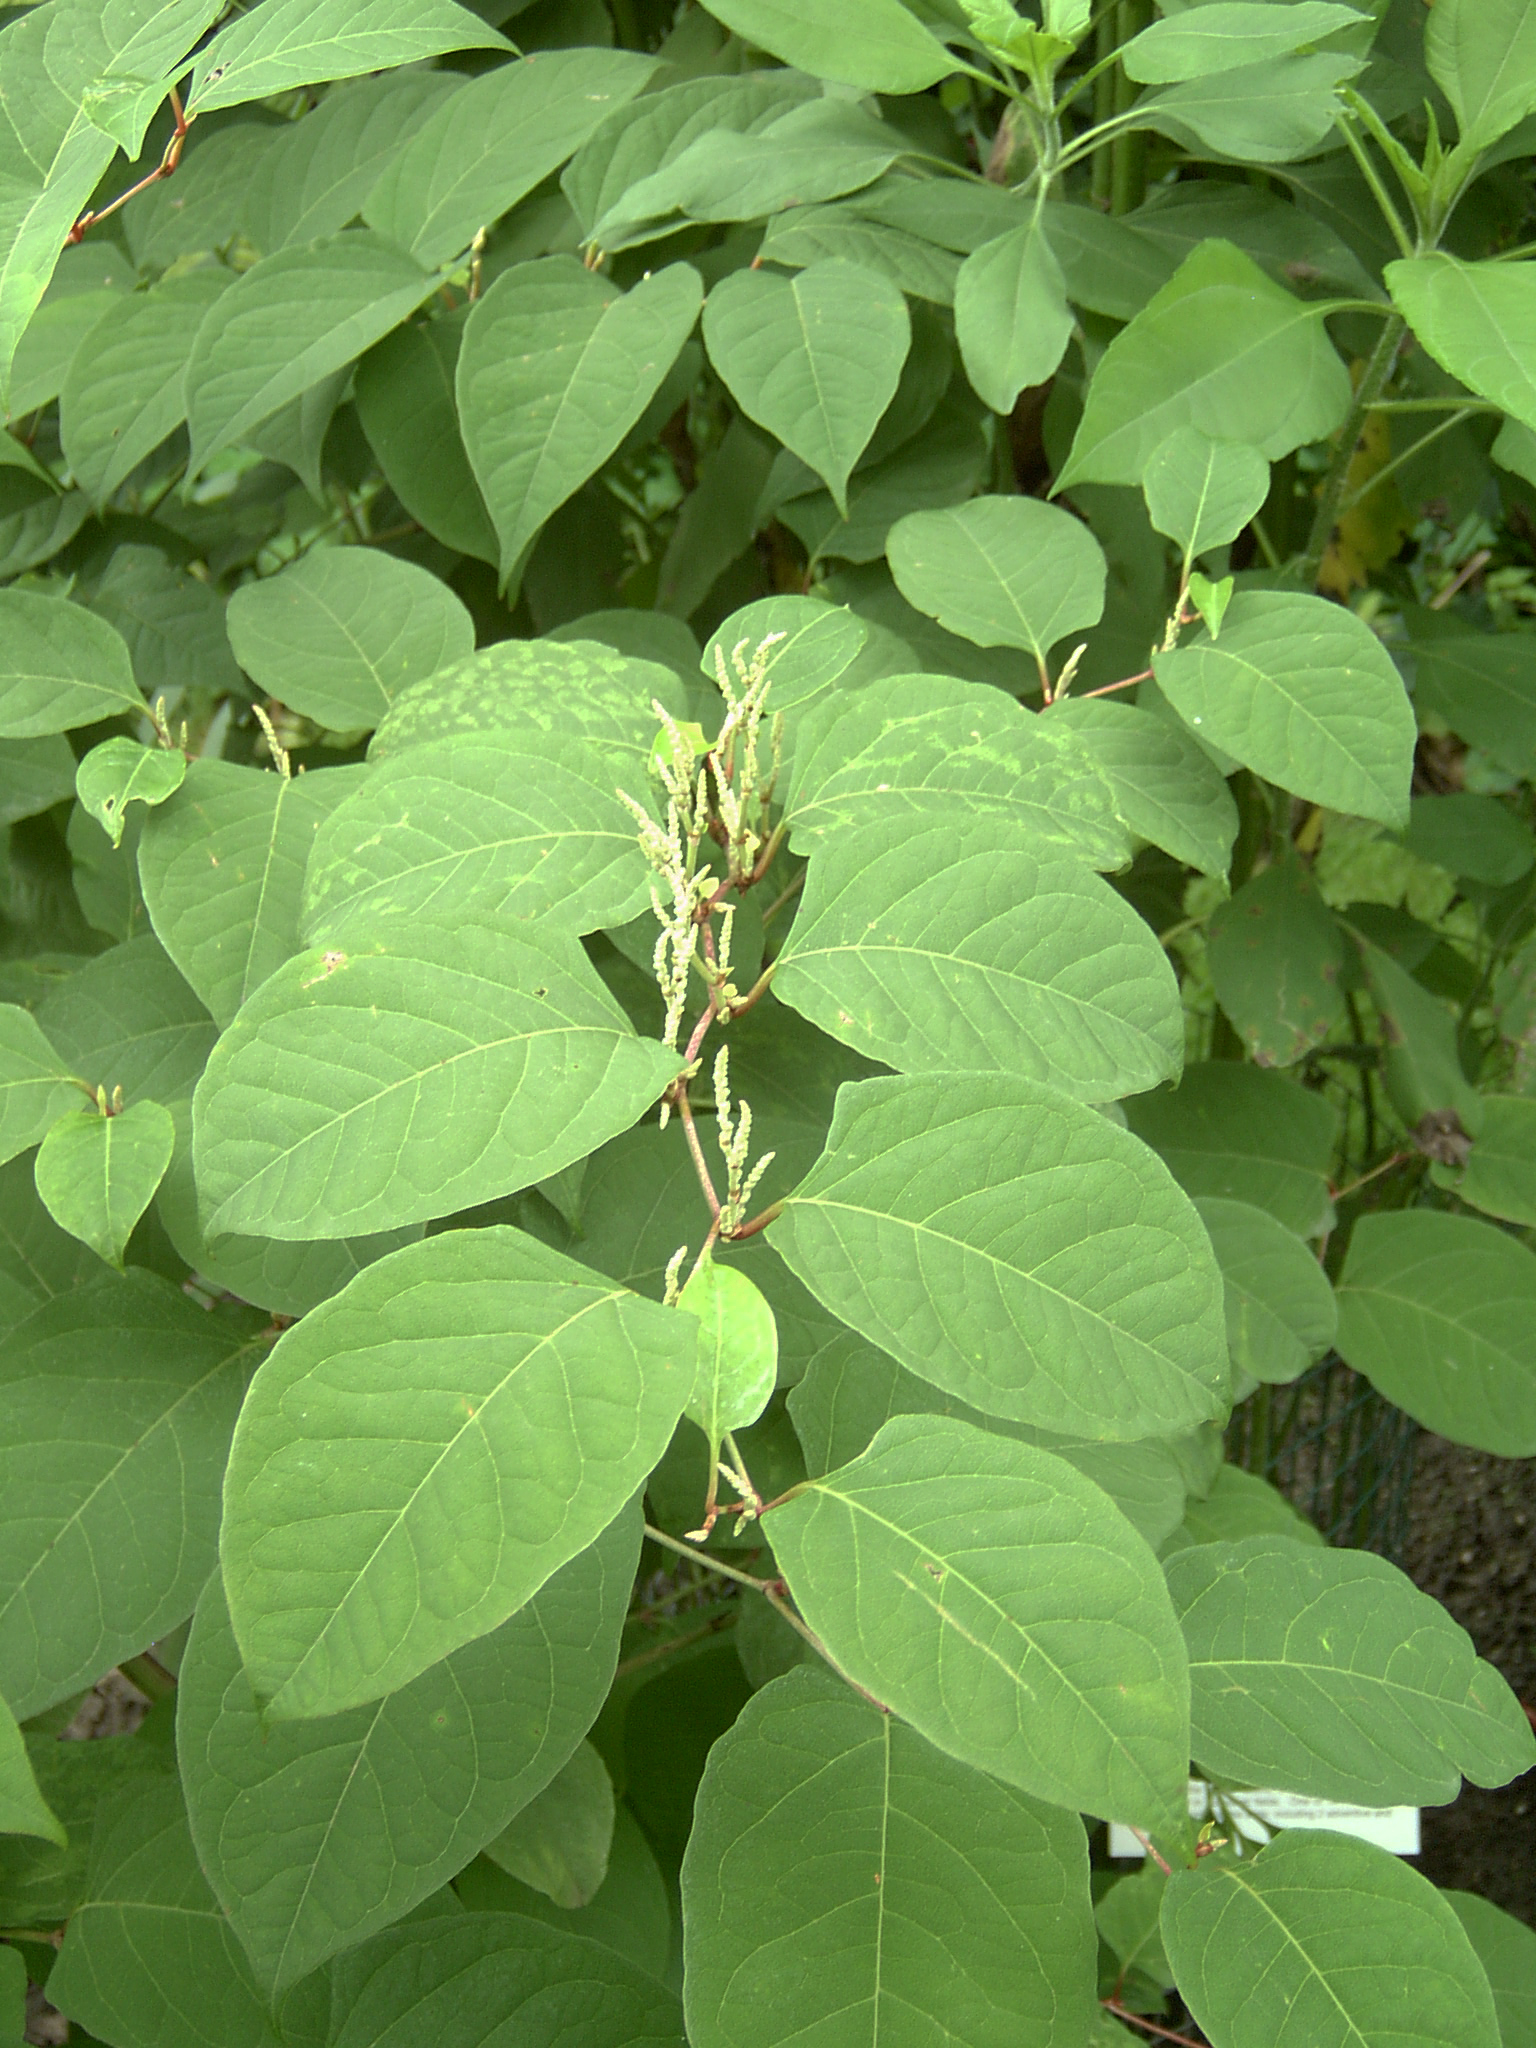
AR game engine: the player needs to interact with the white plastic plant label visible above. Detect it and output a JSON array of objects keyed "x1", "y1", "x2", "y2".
[{"x1": 1109, "y1": 1782, "x2": 1421, "y2": 1858}]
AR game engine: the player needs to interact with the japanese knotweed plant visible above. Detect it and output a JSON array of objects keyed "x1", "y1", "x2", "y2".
[{"x1": 2, "y1": 0, "x2": 1536, "y2": 2044}]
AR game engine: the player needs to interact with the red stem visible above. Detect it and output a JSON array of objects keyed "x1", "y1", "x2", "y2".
[
  {"x1": 1102, "y1": 2000, "x2": 1204, "y2": 2047},
  {"x1": 1075, "y1": 667, "x2": 1153, "y2": 701},
  {"x1": 68, "y1": 87, "x2": 190, "y2": 246}
]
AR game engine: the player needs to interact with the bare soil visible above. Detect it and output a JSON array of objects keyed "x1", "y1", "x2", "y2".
[{"x1": 1402, "y1": 1434, "x2": 1536, "y2": 1926}]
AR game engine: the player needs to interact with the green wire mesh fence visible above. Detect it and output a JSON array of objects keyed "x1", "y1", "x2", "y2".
[{"x1": 1227, "y1": 1355, "x2": 1420, "y2": 1563}]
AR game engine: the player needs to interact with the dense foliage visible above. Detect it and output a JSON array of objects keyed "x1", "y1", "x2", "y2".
[{"x1": 2, "y1": 0, "x2": 1536, "y2": 2042}]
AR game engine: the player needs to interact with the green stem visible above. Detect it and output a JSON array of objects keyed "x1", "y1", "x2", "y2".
[
  {"x1": 1109, "y1": 0, "x2": 1151, "y2": 215},
  {"x1": 1090, "y1": 10, "x2": 1118, "y2": 207},
  {"x1": 643, "y1": 1523, "x2": 771, "y2": 1592},
  {"x1": 1336, "y1": 408, "x2": 1476, "y2": 516},
  {"x1": 1298, "y1": 311, "x2": 1407, "y2": 588},
  {"x1": 1335, "y1": 115, "x2": 1414, "y2": 261},
  {"x1": 1367, "y1": 397, "x2": 1502, "y2": 413}
]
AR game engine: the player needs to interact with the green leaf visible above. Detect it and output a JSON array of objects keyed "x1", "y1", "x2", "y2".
[
  {"x1": 364, "y1": 49, "x2": 655, "y2": 270},
  {"x1": 304, "y1": 729, "x2": 647, "y2": 944},
  {"x1": 0, "y1": 591, "x2": 142, "y2": 737},
  {"x1": 47, "y1": 0, "x2": 224, "y2": 155},
  {"x1": 565, "y1": 72, "x2": 812, "y2": 238},
  {"x1": 702, "y1": 261, "x2": 909, "y2": 516},
  {"x1": 1168, "y1": 1535, "x2": 1536, "y2": 1807},
  {"x1": 682, "y1": 1663, "x2": 1097, "y2": 2048},
  {"x1": 34, "y1": 1099, "x2": 175, "y2": 1270},
  {"x1": 766, "y1": 1415, "x2": 1192, "y2": 1834},
  {"x1": 1433, "y1": 1094, "x2": 1536, "y2": 1227},
  {"x1": 0, "y1": 1272, "x2": 266, "y2": 1720},
  {"x1": 1207, "y1": 860, "x2": 1346, "y2": 1066},
  {"x1": 1154, "y1": 591, "x2": 1415, "y2": 828},
  {"x1": 1161, "y1": 1461, "x2": 1323, "y2": 1554},
  {"x1": 694, "y1": 0, "x2": 960, "y2": 92},
  {"x1": 90, "y1": 544, "x2": 243, "y2": 708},
  {"x1": 774, "y1": 812, "x2": 1183, "y2": 1098},
  {"x1": 38, "y1": 935, "x2": 216, "y2": 1103},
  {"x1": 1136, "y1": 54, "x2": 1363, "y2": 165},
  {"x1": 1122, "y1": 1065, "x2": 1338, "y2": 1238},
  {"x1": 139, "y1": 760, "x2": 366, "y2": 1030},
  {"x1": 219, "y1": 1227, "x2": 696, "y2": 1718},
  {"x1": 1425, "y1": 0, "x2": 1536, "y2": 152},
  {"x1": 1404, "y1": 792, "x2": 1535, "y2": 885},
  {"x1": 459, "y1": 257, "x2": 702, "y2": 584},
  {"x1": 769, "y1": 1074, "x2": 1230, "y2": 1439},
  {"x1": 327, "y1": 1911, "x2": 683, "y2": 2048},
  {"x1": 60, "y1": 270, "x2": 234, "y2": 505},
  {"x1": 1336, "y1": 1210, "x2": 1536, "y2": 1456},
  {"x1": 455, "y1": 1803, "x2": 671, "y2": 1982},
  {"x1": 679, "y1": 1256, "x2": 778, "y2": 1455},
  {"x1": 760, "y1": 201, "x2": 963, "y2": 305},
  {"x1": 1354, "y1": 934, "x2": 1483, "y2": 1139},
  {"x1": 888, "y1": 496, "x2": 1105, "y2": 671},
  {"x1": 593, "y1": 100, "x2": 904, "y2": 252},
  {"x1": 774, "y1": 390, "x2": 992, "y2": 571},
  {"x1": 1142, "y1": 428, "x2": 1269, "y2": 560},
  {"x1": 1387, "y1": 256, "x2": 1536, "y2": 438},
  {"x1": 183, "y1": 231, "x2": 442, "y2": 482},
  {"x1": 193, "y1": 916, "x2": 679, "y2": 1240},
  {"x1": 701, "y1": 594, "x2": 868, "y2": 726},
  {"x1": 353, "y1": 317, "x2": 499, "y2": 564},
  {"x1": 955, "y1": 214, "x2": 1073, "y2": 416},
  {"x1": 1059, "y1": 240, "x2": 1350, "y2": 489},
  {"x1": 0, "y1": 733, "x2": 76, "y2": 828},
  {"x1": 178, "y1": 1512, "x2": 637, "y2": 1991},
  {"x1": 157, "y1": 1113, "x2": 418, "y2": 1320},
  {"x1": 75, "y1": 740, "x2": 186, "y2": 851},
  {"x1": 1444, "y1": 1891, "x2": 1536, "y2": 2048},
  {"x1": 241, "y1": 71, "x2": 460, "y2": 253},
  {"x1": 46, "y1": 1776, "x2": 326, "y2": 2048},
  {"x1": 1046, "y1": 697, "x2": 1238, "y2": 878},
  {"x1": 480, "y1": 1740, "x2": 615, "y2": 1910},
  {"x1": 0, "y1": 1691, "x2": 65, "y2": 1844},
  {"x1": 1160, "y1": 1831, "x2": 1503, "y2": 2048},
  {"x1": 787, "y1": 1332, "x2": 1192, "y2": 1552},
  {"x1": 0, "y1": 1151, "x2": 101, "y2": 1339},
  {"x1": 1411, "y1": 634, "x2": 1536, "y2": 778},
  {"x1": 1122, "y1": 3, "x2": 1365, "y2": 82},
  {"x1": 226, "y1": 550, "x2": 474, "y2": 733},
  {"x1": 0, "y1": 1004, "x2": 78, "y2": 1167},
  {"x1": 0, "y1": 14, "x2": 118, "y2": 411},
  {"x1": 369, "y1": 638, "x2": 687, "y2": 779},
  {"x1": 1195, "y1": 1197, "x2": 1336, "y2": 1386},
  {"x1": 185, "y1": 0, "x2": 507, "y2": 116}
]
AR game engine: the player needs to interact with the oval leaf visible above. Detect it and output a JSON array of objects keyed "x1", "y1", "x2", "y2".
[
  {"x1": 703, "y1": 260, "x2": 910, "y2": 515},
  {"x1": 888, "y1": 495, "x2": 1106, "y2": 667},
  {"x1": 225, "y1": 550, "x2": 474, "y2": 731},
  {"x1": 774, "y1": 813, "x2": 1183, "y2": 1098},
  {"x1": 768, "y1": 1074, "x2": 1230, "y2": 1440},
  {"x1": 219, "y1": 1227, "x2": 697, "y2": 1719},
  {"x1": 459, "y1": 257, "x2": 702, "y2": 584},
  {"x1": 1154, "y1": 590, "x2": 1415, "y2": 827},
  {"x1": 1168, "y1": 1535, "x2": 1536, "y2": 1806},
  {"x1": 766, "y1": 1414, "x2": 1193, "y2": 1835},
  {"x1": 35, "y1": 1098, "x2": 175, "y2": 1271},
  {"x1": 1335, "y1": 1210, "x2": 1536, "y2": 1456},
  {"x1": 179, "y1": 1512, "x2": 638, "y2": 1991},
  {"x1": 1161, "y1": 1831, "x2": 1502, "y2": 2048},
  {"x1": 682, "y1": 1664, "x2": 1097, "y2": 2048},
  {"x1": 192, "y1": 915, "x2": 680, "y2": 1240},
  {"x1": 0, "y1": 592, "x2": 142, "y2": 738}
]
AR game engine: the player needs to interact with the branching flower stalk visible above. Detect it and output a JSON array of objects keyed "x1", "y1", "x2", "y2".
[{"x1": 619, "y1": 637, "x2": 785, "y2": 1235}]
